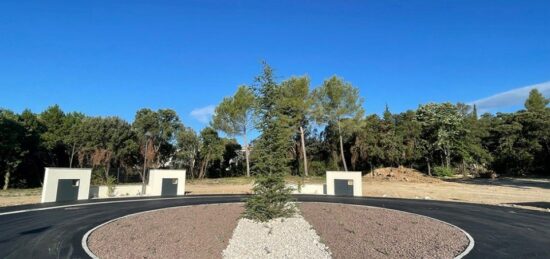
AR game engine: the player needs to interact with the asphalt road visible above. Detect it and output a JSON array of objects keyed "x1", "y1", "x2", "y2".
[{"x1": 0, "y1": 195, "x2": 549, "y2": 258}]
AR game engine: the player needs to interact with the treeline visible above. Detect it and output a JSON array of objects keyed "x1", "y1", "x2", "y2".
[
  {"x1": 0, "y1": 106, "x2": 244, "y2": 189},
  {"x1": 1, "y1": 64, "x2": 549, "y2": 189}
]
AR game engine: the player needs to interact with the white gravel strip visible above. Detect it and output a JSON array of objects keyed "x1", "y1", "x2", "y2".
[{"x1": 222, "y1": 213, "x2": 332, "y2": 259}]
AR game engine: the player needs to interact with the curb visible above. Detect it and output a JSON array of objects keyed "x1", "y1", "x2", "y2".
[{"x1": 82, "y1": 201, "x2": 474, "y2": 259}]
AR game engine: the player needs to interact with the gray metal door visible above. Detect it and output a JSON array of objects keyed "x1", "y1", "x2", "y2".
[
  {"x1": 334, "y1": 179, "x2": 353, "y2": 196},
  {"x1": 56, "y1": 179, "x2": 79, "y2": 202},
  {"x1": 161, "y1": 178, "x2": 178, "y2": 196}
]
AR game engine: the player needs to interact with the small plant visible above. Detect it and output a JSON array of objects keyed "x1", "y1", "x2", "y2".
[
  {"x1": 243, "y1": 174, "x2": 296, "y2": 222},
  {"x1": 308, "y1": 161, "x2": 328, "y2": 176},
  {"x1": 433, "y1": 166, "x2": 454, "y2": 177},
  {"x1": 105, "y1": 175, "x2": 117, "y2": 196}
]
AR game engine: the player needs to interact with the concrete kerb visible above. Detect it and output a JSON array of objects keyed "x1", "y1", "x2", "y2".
[{"x1": 80, "y1": 200, "x2": 474, "y2": 259}]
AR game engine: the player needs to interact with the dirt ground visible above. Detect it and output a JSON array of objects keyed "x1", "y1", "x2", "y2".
[
  {"x1": 0, "y1": 188, "x2": 41, "y2": 207},
  {"x1": 300, "y1": 203, "x2": 469, "y2": 259},
  {"x1": 88, "y1": 203, "x2": 243, "y2": 259},
  {"x1": 88, "y1": 203, "x2": 469, "y2": 259},
  {"x1": 1, "y1": 171, "x2": 549, "y2": 211}
]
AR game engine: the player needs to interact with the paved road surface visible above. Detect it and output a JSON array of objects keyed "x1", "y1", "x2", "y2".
[{"x1": 0, "y1": 195, "x2": 549, "y2": 258}]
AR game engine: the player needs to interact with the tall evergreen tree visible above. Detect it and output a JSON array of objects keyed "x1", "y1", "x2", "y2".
[{"x1": 243, "y1": 63, "x2": 295, "y2": 222}]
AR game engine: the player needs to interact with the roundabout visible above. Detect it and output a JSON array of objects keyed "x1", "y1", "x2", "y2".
[{"x1": 0, "y1": 195, "x2": 549, "y2": 258}]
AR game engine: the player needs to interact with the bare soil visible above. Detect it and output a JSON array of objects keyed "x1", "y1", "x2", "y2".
[
  {"x1": 364, "y1": 167, "x2": 441, "y2": 183},
  {"x1": 87, "y1": 203, "x2": 243, "y2": 259},
  {"x1": 300, "y1": 202, "x2": 469, "y2": 259}
]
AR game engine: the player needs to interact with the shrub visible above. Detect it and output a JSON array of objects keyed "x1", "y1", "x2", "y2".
[
  {"x1": 243, "y1": 174, "x2": 296, "y2": 222},
  {"x1": 433, "y1": 166, "x2": 454, "y2": 177},
  {"x1": 308, "y1": 161, "x2": 328, "y2": 176}
]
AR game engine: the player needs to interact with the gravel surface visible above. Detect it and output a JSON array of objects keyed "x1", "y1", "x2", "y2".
[
  {"x1": 300, "y1": 203, "x2": 469, "y2": 259},
  {"x1": 223, "y1": 213, "x2": 331, "y2": 259},
  {"x1": 87, "y1": 203, "x2": 243, "y2": 259},
  {"x1": 87, "y1": 202, "x2": 469, "y2": 259}
]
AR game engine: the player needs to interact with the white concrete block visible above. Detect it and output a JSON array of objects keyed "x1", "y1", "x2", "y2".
[
  {"x1": 147, "y1": 169, "x2": 186, "y2": 196},
  {"x1": 90, "y1": 184, "x2": 144, "y2": 198},
  {"x1": 326, "y1": 171, "x2": 362, "y2": 197},
  {"x1": 41, "y1": 168, "x2": 92, "y2": 203},
  {"x1": 288, "y1": 184, "x2": 325, "y2": 195}
]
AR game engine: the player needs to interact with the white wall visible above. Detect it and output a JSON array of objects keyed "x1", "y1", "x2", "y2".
[
  {"x1": 326, "y1": 171, "x2": 363, "y2": 196},
  {"x1": 147, "y1": 169, "x2": 186, "y2": 196},
  {"x1": 89, "y1": 184, "x2": 146, "y2": 198},
  {"x1": 288, "y1": 184, "x2": 325, "y2": 195},
  {"x1": 41, "y1": 168, "x2": 92, "y2": 203}
]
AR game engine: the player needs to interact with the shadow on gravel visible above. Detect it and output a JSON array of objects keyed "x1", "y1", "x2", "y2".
[{"x1": 443, "y1": 177, "x2": 550, "y2": 190}]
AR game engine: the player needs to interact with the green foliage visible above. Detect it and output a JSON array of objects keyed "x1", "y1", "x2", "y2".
[
  {"x1": 308, "y1": 160, "x2": 328, "y2": 176},
  {"x1": 0, "y1": 110, "x2": 28, "y2": 190},
  {"x1": 279, "y1": 76, "x2": 312, "y2": 176},
  {"x1": 197, "y1": 127, "x2": 225, "y2": 178},
  {"x1": 211, "y1": 85, "x2": 255, "y2": 136},
  {"x1": 433, "y1": 166, "x2": 454, "y2": 177},
  {"x1": 243, "y1": 173, "x2": 296, "y2": 222},
  {"x1": 417, "y1": 103, "x2": 465, "y2": 168},
  {"x1": 91, "y1": 170, "x2": 117, "y2": 196},
  {"x1": 2, "y1": 70, "x2": 550, "y2": 191},
  {"x1": 525, "y1": 89, "x2": 549, "y2": 112},
  {"x1": 174, "y1": 127, "x2": 200, "y2": 177},
  {"x1": 311, "y1": 76, "x2": 364, "y2": 171},
  {"x1": 243, "y1": 62, "x2": 296, "y2": 222},
  {"x1": 211, "y1": 85, "x2": 255, "y2": 177},
  {"x1": 132, "y1": 108, "x2": 182, "y2": 168}
]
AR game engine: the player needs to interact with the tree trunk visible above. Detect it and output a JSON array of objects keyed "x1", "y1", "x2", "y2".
[
  {"x1": 445, "y1": 148, "x2": 451, "y2": 168},
  {"x1": 426, "y1": 158, "x2": 432, "y2": 176},
  {"x1": 243, "y1": 128, "x2": 251, "y2": 177},
  {"x1": 190, "y1": 155, "x2": 196, "y2": 179},
  {"x1": 299, "y1": 126, "x2": 309, "y2": 176},
  {"x1": 104, "y1": 161, "x2": 110, "y2": 180},
  {"x1": 3, "y1": 170, "x2": 10, "y2": 190},
  {"x1": 199, "y1": 154, "x2": 210, "y2": 179},
  {"x1": 337, "y1": 121, "x2": 348, "y2": 171},
  {"x1": 69, "y1": 142, "x2": 76, "y2": 168}
]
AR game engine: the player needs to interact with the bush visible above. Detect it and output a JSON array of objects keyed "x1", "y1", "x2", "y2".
[
  {"x1": 243, "y1": 174, "x2": 296, "y2": 222},
  {"x1": 433, "y1": 166, "x2": 454, "y2": 177},
  {"x1": 91, "y1": 170, "x2": 117, "y2": 196},
  {"x1": 308, "y1": 161, "x2": 327, "y2": 176}
]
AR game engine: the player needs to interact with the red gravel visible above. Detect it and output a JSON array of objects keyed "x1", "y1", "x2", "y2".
[
  {"x1": 87, "y1": 203, "x2": 244, "y2": 259},
  {"x1": 300, "y1": 203, "x2": 469, "y2": 259}
]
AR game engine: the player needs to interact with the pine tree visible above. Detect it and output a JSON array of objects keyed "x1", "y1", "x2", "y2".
[
  {"x1": 525, "y1": 89, "x2": 549, "y2": 112},
  {"x1": 243, "y1": 62, "x2": 296, "y2": 222}
]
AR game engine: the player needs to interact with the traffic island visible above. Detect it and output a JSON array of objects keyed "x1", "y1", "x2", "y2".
[{"x1": 85, "y1": 202, "x2": 472, "y2": 259}]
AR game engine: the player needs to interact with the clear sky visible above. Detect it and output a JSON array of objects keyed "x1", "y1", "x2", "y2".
[{"x1": 1, "y1": 0, "x2": 549, "y2": 131}]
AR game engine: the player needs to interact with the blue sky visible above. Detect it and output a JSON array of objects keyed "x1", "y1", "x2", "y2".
[{"x1": 1, "y1": 0, "x2": 549, "y2": 132}]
